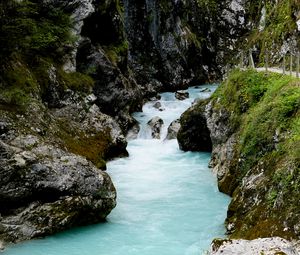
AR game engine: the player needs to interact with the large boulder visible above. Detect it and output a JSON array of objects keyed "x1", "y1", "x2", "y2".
[
  {"x1": 177, "y1": 102, "x2": 212, "y2": 151},
  {"x1": 147, "y1": 116, "x2": 164, "y2": 139},
  {"x1": 0, "y1": 139, "x2": 116, "y2": 243},
  {"x1": 209, "y1": 238, "x2": 299, "y2": 255}
]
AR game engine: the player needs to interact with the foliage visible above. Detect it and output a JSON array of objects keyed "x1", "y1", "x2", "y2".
[
  {"x1": 0, "y1": 0, "x2": 74, "y2": 63},
  {"x1": 213, "y1": 69, "x2": 300, "y2": 239},
  {"x1": 245, "y1": 0, "x2": 299, "y2": 64},
  {"x1": 215, "y1": 69, "x2": 299, "y2": 173}
]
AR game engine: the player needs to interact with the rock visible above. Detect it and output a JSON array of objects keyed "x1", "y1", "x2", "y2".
[
  {"x1": 77, "y1": 44, "x2": 143, "y2": 132},
  {"x1": 0, "y1": 240, "x2": 4, "y2": 250},
  {"x1": 177, "y1": 102, "x2": 212, "y2": 151},
  {"x1": 209, "y1": 237, "x2": 299, "y2": 255},
  {"x1": 0, "y1": 140, "x2": 116, "y2": 243},
  {"x1": 153, "y1": 102, "x2": 164, "y2": 111},
  {"x1": 126, "y1": 123, "x2": 140, "y2": 140},
  {"x1": 165, "y1": 119, "x2": 181, "y2": 140},
  {"x1": 0, "y1": 121, "x2": 9, "y2": 136},
  {"x1": 147, "y1": 116, "x2": 164, "y2": 139},
  {"x1": 153, "y1": 102, "x2": 162, "y2": 109},
  {"x1": 192, "y1": 98, "x2": 202, "y2": 105},
  {"x1": 200, "y1": 88, "x2": 212, "y2": 92},
  {"x1": 175, "y1": 90, "x2": 189, "y2": 100}
]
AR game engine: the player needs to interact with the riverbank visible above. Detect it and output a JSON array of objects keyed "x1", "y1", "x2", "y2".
[
  {"x1": 178, "y1": 69, "x2": 300, "y2": 247},
  {"x1": 3, "y1": 85, "x2": 230, "y2": 255}
]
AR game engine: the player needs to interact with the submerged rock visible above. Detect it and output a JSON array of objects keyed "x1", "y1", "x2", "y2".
[
  {"x1": 209, "y1": 237, "x2": 299, "y2": 255},
  {"x1": 200, "y1": 88, "x2": 212, "y2": 92},
  {"x1": 165, "y1": 119, "x2": 181, "y2": 140},
  {"x1": 147, "y1": 116, "x2": 164, "y2": 139},
  {"x1": 153, "y1": 101, "x2": 162, "y2": 109},
  {"x1": 175, "y1": 90, "x2": 189, "y2": 100}
]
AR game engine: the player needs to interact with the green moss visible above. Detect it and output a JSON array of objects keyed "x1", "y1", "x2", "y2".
[
  {"x1": 57, "y1": 69, "x2": 94, "y2": 93},
  {"x1": 0, "y1": 59, "x2": 39, "y2": 108},
  {"x1": 56, "y1": 120, "x2": 112, "y2": 169},
  {"x1": 243, "y1": 0, "x2": 299, "y2": 65},
  {"x1": 103, "y1": 40, "x2": 129, "y2": 66}
]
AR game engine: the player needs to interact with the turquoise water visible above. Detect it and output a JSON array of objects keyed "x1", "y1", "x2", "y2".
[{"x1": 4, "y1": 85, "x2": 230, "y2": 255}]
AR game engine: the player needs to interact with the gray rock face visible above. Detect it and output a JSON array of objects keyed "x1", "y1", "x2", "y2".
[
  {"x1": 209, "y1": 237, "x2": 299, "y2": 255},
  {"x1": 175, "y1": 91, "x2": 189, "y2": 100},
  {"x1": 165, "y1": 119, "x2": 181, "y2": 140},
  {"x1": 147, "y1": 116, "x2": 164, "y2": 139},
  {"x1": 126, "y1": 123, "x2": 140, "y2": 141},
  {"x1": 0, "y1": 139, "x2": 116, "y2": 243},
  {"x1": 177, "y1": 102, "x2": 212, "y2": 151}
]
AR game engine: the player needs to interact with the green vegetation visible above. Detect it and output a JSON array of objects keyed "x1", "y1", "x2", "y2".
[
  {"x1": 0, "y1": 0, "x2": 74, "y2": 62},
  {"x1": 215, "y1": 69, "x2": 299, "y2": 177},
  {"x1": 103, "y1": 40, "x2": 129, "y2": 66},
  {"x1": 243, "y1": 0, "x2": 299, "y2": 64},
  {"x1": 214, "y1": 69, "x2": 300, "y2": 239},
  {"x1": 0, "y1": 0, "x2": 95, "y2": 108},
  {"x1": 57, "y1": 123, "x2": 111, "y2": 170}
]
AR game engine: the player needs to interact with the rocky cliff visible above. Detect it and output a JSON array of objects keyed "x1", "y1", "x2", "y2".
[
  {"x1": 1, "y1": 0, "x2": 298, "y2": 247},
  {"x1": 0, "y1": 0, "x2": 252, "y2": 243},
  {"x1": 178, "y1": 69, "x2": 300, "y2": 242}
]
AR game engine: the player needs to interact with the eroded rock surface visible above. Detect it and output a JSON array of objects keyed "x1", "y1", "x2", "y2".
[
  {"x1": 209, "y1": 238, "x2": 299, "y2": 255},
  {"x1": 175, "y1": 91, "x2": 189, "y2": 101},
  {"x1": 0, "y1": 139, "x2": 116, "y2": 243},
  {"x1": 147, "y1": 116, "x2": 164, "y2": 139},
  {"x1": 165, "y1": 119, "x2": 181, "y2": 140},
  {"x1": 177, "y1": 101, "x2": 212, "y2": 151}
]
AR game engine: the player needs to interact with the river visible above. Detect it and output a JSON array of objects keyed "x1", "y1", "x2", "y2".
[{"x1": 4, "y1": 85, "x2": 230, "y2": 255}]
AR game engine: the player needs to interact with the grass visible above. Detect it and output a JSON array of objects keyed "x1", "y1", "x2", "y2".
[{"x1": 213, "y1": 69, "x2": 300, "y2": 239}]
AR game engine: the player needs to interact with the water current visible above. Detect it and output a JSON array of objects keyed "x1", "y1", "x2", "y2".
[{"x1": 4, "y1": 85, "x2": 230, "y2": 255}]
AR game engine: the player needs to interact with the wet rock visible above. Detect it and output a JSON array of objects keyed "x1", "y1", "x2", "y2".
[
  {"x1": 147, "y1": 116, "x2": 164, "y2": 139},
  {"x1": 0, "y1": 139, "x2": 116, "y2": 243},
  {"x1": 165, "y1": 119, "x2": 181, "y2": 140},
  {"x1": 0, "y1": 241, "x2": 4, "y2": 251},
  {"x1": 153, "y1": 102, "x2": 162, "y2": 109},
  {"x1": 209, "y1": 237, "x2": 299, "y2": 255},
  {"x1": 200, "y1": 88, "x2": 212, "y2": 92},
  {"x1": 178, "y1": 102, "x2": 212, "y2": 151},
  {"x1": 126, "y1": 123, "x2": 140, "y2": 140},
  {"x1": 175, "y1": 90, "x2": 189, "y2": 100},
  {"x1": 153, "y1": 102, "x2": 164, "y2": 111},
  {"x1": 77, "y1": 44, "x2": 143, "y2": 132}
]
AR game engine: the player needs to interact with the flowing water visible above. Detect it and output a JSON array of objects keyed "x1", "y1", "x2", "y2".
[{"x1": 4, "y1": 85, "x2": 230, "y2": 255}]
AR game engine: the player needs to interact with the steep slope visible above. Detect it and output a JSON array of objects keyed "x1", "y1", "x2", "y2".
[{"x1": 178, "y1": 69, "x2": 300, "y2": 240}]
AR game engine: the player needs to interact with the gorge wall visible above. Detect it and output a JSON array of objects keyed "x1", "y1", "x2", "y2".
[
  {"x1": 178, "y1": 70, "x2": 300, "y2": 243},
  {"x1": 0, "y1": 0, "x2": 299, "y2": 246}
]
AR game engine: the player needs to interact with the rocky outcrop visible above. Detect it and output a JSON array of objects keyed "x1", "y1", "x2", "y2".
[
  {"x1": 0, "y1": 77, "x2": 126, "y2": 243},
  {"x1": 0, "y1": 138, "x2": 116, "y2": 243},
  {"x1": 147, "y1": 116, "x2": 164, "y2": 139},
  {"x1": 178, "y1": 70, "x2": 300, "y2": 241},
  {"x1": 165, "y1": 119, "x2": 181, "y2": 140},
  {"x1": 209, "y1": 237, "x2": 299, "y2": 255},
  {"x1": 123, "y1": 0, "x2": 250, "y2": 89}
]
